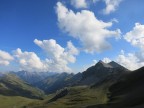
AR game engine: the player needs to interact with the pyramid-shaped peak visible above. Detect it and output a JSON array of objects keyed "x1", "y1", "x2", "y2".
[{"x1": 96, "y1": 60, "x2": 113, "y2": 68}]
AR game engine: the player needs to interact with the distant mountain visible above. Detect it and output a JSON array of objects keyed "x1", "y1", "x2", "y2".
[
  {"x1": 0, "y1": 73, "x2": 44, "y2": 99},
  {"x1": 0, "y1": 61, "x2": 129, "y2": 98},
  {"x1": 80, "y1": 60, "x2": 129, "y2": 85},
  {"x1": 34, "y1": 72, "x2": 75, "y2": 94},
  {"x1": 12, "y1": 71, "x2": 56, "y2": 84},
  {"x1": 28, "y1": 62, "x2": 144, "y2": 108},
  {"x1": 11, "y1": 71, "x2": 82, "y2": 94},
  {"x1": 2, "y1": 60, "x2": 144, "y2": 108},
  {"x1": 29, "y1": 61, "x2": 128, "y2": 94}
]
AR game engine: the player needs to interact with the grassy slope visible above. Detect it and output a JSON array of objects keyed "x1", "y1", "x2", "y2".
[
  {"x1": 0, "y1": 95, "x2": 39, "y2": 108},
  {"x1": 87, "y1": 67, "x2": 144, "y2": 108},
  {"x1": 26, "y1": 85, "x2": 109, "y2": 108},
  {"x1": 0, "y1": 74, "x2": 44, "y2": 99}
]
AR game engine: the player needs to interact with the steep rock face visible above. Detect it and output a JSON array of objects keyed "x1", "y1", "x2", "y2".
[
  {"x1": 34, "y1": 73, "x2": 75, "y2": 94},
  {"x1": 108, "y1": 67, "x2": 144, "y2": 107},
  {"x1": 80, "y1": 61, "x2": 129, "y2": 85},
  {"x1": 87, "y1": 67, "x2": 144, "y2": 108},
  {"x1": 29, "y1": 61, "x2": 128, "y2": 94}
]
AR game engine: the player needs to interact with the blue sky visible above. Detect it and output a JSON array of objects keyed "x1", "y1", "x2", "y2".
[{"x1": 0, "y1": 0, "x2": 144, "y2": 73}]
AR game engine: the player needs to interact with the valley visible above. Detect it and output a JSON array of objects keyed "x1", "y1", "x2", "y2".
[{"x1": 0, "y1": 61, "x2": 144, "y2": 108}]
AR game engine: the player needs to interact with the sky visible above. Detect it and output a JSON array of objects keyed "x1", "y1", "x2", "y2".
[{"x1": 0, "y1": 0, "x2": 144, "y2": 73}]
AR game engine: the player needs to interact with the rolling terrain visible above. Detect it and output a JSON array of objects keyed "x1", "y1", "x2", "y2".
[
  {"x1": 87, "y1": 67, "x2": 144, "y2": 108},
  {"x1": 0, "y1": 73, "x2": 44, "y2": 99},
  {"x1": 0, "y1": 61, "x2": 144, "y2": 108}
]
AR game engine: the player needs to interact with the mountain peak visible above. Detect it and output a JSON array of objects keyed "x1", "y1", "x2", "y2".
[
  {"x1": 96, "y1": 60, "x2": 113, "y2": 68},
  {"x1": 108, "y1": 61, "x2": 126, "y2": 69}
]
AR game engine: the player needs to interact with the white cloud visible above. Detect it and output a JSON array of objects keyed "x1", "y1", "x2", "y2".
[
  {"x1": 56, "y1": 2, "x2": 121, "y2": 53},
  {"x1": 0, "y1": 39, "x2": 78, "y2": 73},
  {"x1": 124, "y1": 23, "x2": 144, "y2": 50},
  {"x1": 71, "y1": 0, "x2": 87, "y2": 8},
  {"x1": 70, "y1": 0, "x2": 122, "y2": 14},
  {"x1": 13, "y1": 48, "x2": 47, "y2": 72},
  {"x1": 102, "y1": 0, "x2": 123, "y2": 14},
  {"x1": 116, "y1": 50, "x2": 144, "y2": 70},
  {"x1": 34, "y1": 39, "x2": 79, "y2": 72},
  {"x1": 102, "y1": 57, "x2": 111, "y2": 63},
  {"x1": 118, "y1": 23, "x2": 144, "y2": 70},
  {"x1": 0, "y1": 50, "x2": 14, "y2": 66}
]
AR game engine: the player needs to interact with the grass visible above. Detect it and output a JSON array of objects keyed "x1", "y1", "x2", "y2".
[
  {"x1": 26, "y1": 85, "x2": 109, "y2": 108},
  {"x1": 0, "y1": 74, "x2": 44, "y2": 99},
  {"x1": 0, "y1": 95, "x2": 39, "y2": 108}
]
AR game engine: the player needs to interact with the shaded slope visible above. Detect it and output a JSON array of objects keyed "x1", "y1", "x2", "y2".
[
  {"x1": 26, "y1": 85, "x2": 109, "y2": 108},
  {"x1": 80, "y1": 61, "x2": 129, "y2": 85},
  {"x1": 34, "y1": 73, "x2": 75, "y2": 94},
  {"x1": 87, "y1": 67, "x2": 144, "y2": 108},
  {"x1": 0, "y1": 73, "x2": 44, "y2": 99},
  {"x1": 108, "y1": 67, "x2": 144, "y2": 107}
]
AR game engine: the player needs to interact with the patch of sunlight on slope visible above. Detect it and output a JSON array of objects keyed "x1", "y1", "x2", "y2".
[
  {"x1": 0, "y1": 95, "x2": 39, "y2": 108},
  {"x1": 27, "y1": 85, "x2": 109, "y2": 108}
]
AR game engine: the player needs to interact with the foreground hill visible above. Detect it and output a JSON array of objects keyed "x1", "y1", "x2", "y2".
[
  {"x1": 25, "y1": 61, "x2": 131, "y2": 108},
  {"x1": 26, "y1": 63, "x2": 144, "y2": 108},
  {"x1": 87, "y1": 67, "x2": 144, "y2": 108},
  {"x1": 1, "y1": 61, "x2": 144, "y2": 108},
  {"x1": 0, "y1": 73, "x2": 44, "y2": 99},
  {"x1": 26, "y1": 85, "x2": 109, "y2": 108},
  {"x1": 0, "y1": 95, "x2": 38, "y2": 108}
]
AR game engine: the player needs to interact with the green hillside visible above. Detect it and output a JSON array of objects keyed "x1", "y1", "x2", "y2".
[
  {"x1": 25, "y1": 84, "x2": 109, "y2": 108},
  {"x1": 0, "y1": 95, "x2": 38, "y2": 108},
  {"x1": 0, "y1": 73, "x2": 44, "y2": 99}
]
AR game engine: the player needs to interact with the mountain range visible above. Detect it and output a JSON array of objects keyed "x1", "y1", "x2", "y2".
[
  {"x1": 0, "y1": 60, "x2": 144, "y2": 108},
  {"x1": 0, "y1": 73, "x2": 44, "y2": 99}
]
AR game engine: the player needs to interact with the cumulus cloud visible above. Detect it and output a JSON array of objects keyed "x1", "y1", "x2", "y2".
[
  {"x1": 102, "y1": 0, "x2": 123, "y2": 14},
  {"x1": 71, "y1": 0, "x2": 87, "y2": 8},
  {"x1": 13, "y1": 48, "x2": 47, "y2": 72},
  {"x1": 124, "y1": 23, "x2": 144, "y2": 50},
  {"x1": 116, "y1": 50, "x2": 144, "y2": 70},
  {"x1": 56, "y1": 2, "x2": 121, "y2": 53},
  {"x1": 102, "y1": 57, "x2": 111, "y2": 63},
  {"x1": 0, "y1": 39, "x2": 78, "y2": 73},
  {"x1": 117, "y1": 23, "x2": 144, "y2": 70},
  {"x1": 34, "y1": 39, "x2": 79, "y2": 72},
  {"x1": 70, "y1": 0, "x2": 122, "y2": 14},
  {"x1": 0, "y1": 50, "x2": 14, "y2": 66},
  {"x1": 89, "y1": 51, "x2": 144, "y2": 71},
  {"x1": 100, "y1": 23, "x2": 144, "y2": 70}
]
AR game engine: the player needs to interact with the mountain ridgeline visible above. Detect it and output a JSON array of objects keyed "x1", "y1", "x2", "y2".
[
  {"x1": 0, "y1": 60, "x2": 144, "y2": 108},
  {"x1": 11, "y1": 61, "x2": 128, "y2": 94},
  {"x1": 0, "y1": 73, "x2": 44, "y2": 99}
]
